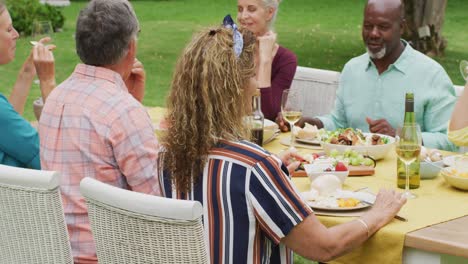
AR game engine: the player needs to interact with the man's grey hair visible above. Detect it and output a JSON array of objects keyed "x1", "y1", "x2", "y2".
[{"x1": 75, "y1": 0, "x2": 139, "y2": 66}]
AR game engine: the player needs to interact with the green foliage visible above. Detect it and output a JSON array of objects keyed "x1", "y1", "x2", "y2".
[
  {"x1": 1, "y1": 0, "x2": 467, "y2": 121},
  {"x1": 6, "y1": 0, "x2": 65, "y2": 36}
]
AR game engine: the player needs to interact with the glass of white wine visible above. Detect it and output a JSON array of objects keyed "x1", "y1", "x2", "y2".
[
  {"x1": 281, "y1": 89, "x2": 302, "y2": 149},
  {"x1": 460, "y1": 60, "x2": 468, "y2": 81},
  {"x1": 31, "y1": 20, "x2": 54, "y2": 86},
  {"x1": 395, "y1": 124, "x2": 422, "y2": 199}
]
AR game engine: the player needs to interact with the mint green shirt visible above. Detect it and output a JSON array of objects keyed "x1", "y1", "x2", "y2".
[{"x1": 318, "y1": 41, "x2": 457, "y2": 151}]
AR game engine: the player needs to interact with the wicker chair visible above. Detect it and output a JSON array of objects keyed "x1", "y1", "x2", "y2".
[
  {"x1": 0, "y1": 164, "x2": 73, "y2": 264},
  {"x1": 80, "y1": 177, "x2": 208, "y2": 264},
  {"x1": 290, "y1": 66, "x2": 340, "y2": 118}
]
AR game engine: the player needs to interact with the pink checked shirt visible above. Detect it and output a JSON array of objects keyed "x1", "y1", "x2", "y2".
[{"x1": 39, "y1": 64, "x2": 161, "y2": 264}]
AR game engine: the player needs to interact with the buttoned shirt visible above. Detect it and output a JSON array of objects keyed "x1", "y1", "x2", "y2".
[
  {"x1": 39, "y1": 64, "x2": 160, "y2": 263},
  {"x1": 318, "y1": 41, "x2": 457, "y2": 151},
  {"x1": 160, "y1": 140, "x2": 313, "y2": 264}
]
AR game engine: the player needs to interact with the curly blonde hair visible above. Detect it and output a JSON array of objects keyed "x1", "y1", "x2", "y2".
[{"x1": 162, "y1": 26, "x2": 256, "y2": 193}]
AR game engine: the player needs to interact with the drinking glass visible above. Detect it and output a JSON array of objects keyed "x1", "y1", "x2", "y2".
[
  {"x1": 395, "y1": 124, "x2": 422, "y2": 199},
  {"x1": 31, "y1": 21, "x2": 54, "y2": 85},
  {"x1": 281, "y1": 89, "x2": 302, "y2": 149},
  {"x1": 32, "y1": 20, "x2": 53, "y2": 40},
  {"x1": 460, "y1": 60, "x2": 468, "y2": 81}
]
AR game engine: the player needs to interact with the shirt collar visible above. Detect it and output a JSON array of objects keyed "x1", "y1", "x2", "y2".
[
  {"x1": 73, "y1": 64, "x2": 128, "y2": 92},
  {"x1": 365, "y1": 39, "x2": 413, "y2": 75}
]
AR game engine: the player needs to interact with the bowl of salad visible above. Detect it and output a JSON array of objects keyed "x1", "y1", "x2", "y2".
[{"x1": 320, "y1": 128, "x2": 395, "y2": 160}]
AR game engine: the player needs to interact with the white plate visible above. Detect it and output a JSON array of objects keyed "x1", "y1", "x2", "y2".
[
  {"x1": 304, "y1": 190, "x2": 374, "y2": 211},
  {"x1": 307, "y1": 200, "x2": 370, "y2": 211},
  {"x1": 296, "y1": 137, "x2": 321, "y2": 145}
]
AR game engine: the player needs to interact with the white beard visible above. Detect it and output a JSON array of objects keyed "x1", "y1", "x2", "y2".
[{"x1": 366, "y1": 45, "x2": 386, "y2": 59}]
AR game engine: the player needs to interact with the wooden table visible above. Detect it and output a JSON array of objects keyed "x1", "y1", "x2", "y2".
[{"x1": 403, "y1": 216, "x2": 468, "y2": 263}]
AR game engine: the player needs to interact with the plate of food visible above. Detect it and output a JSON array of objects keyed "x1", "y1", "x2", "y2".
[
  {"x1": 320, "y1": 128, "x2": 394, "y2": 160},
  {"x1": 301, "y1": 175, "x2": 374, "y2": 211},
  {"x1": 307, "y1": 197, "x2": 371, "y2": 211},
  {"x1": 296, "y1": 138, "x2": 321, "y2": 145},
  {"x1": 293, "y1": 124, "x2": 322, "y2": 145}
]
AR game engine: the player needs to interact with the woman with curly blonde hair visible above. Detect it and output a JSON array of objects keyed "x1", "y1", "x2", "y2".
[{"x1": 159, "y1": 18, "x2": 406, "y2": 264}]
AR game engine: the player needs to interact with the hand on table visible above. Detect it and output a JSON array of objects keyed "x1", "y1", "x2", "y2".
[
  {"x1": 276, "y1": 115, "x2": 323, "y2": 133},
  {"x1": 277, "y1": 148, "x2": 305, "y2": 175},
  {"x1": 125, "y1": 58, "x2": 146, "y2": 102},
  {"x1": 275, "y1": 112, "x2": 291, "y2": 132},
  {"x1": 363, "y1": 189, "x2": 406, "y2": 231},
  {"x1": 366, "y1": 117, "x2": 396, "y2": 137}
]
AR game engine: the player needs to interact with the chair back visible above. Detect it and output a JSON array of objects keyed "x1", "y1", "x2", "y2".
[
  {"x1": 290, "y1": 66, "x2": 340, "y2": 118},
  {"x1": 0, "y1": 165, "x2": 72, "y2": 264},
  {"x1": 80, "y1": 177, "x2": 208, "y2": 264}
]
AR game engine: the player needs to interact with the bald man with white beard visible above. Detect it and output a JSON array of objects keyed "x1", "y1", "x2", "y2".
[{"x1": 290, "y1": 0, "x2": 457, "y2": 151}]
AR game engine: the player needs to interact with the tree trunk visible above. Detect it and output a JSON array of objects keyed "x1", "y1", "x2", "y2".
[{"x1": 402, "y1": 0, "x2": 447, "y2": 57}]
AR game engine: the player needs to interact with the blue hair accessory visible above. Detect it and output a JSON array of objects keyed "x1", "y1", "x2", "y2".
[{"x1": 223, "y1": 14, "x2": 243, "y2": 58}]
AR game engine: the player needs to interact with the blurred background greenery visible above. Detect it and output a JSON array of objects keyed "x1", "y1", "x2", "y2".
[{"x1": 1, "y1": 0, "x2": 467, "y2": 125}]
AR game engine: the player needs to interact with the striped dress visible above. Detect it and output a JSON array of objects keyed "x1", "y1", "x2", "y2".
[{"x1": 159, "y1": 140, "x2": 313, "y2": 264}]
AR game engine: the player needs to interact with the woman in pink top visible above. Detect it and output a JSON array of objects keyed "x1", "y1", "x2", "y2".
[{"x1": 237, "y1": 0, "x2": 297, "y2": 121}]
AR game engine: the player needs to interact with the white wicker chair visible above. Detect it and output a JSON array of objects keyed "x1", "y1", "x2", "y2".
[
  {"x1": 0, "y1": 164, "x2": 72, "y2": 264},
  {"x1": 290, "y1": 66, "x2": 340, "y2": 118},
  {"x1": 80, "y1": 177, "x2": 208, "y2": 264}
]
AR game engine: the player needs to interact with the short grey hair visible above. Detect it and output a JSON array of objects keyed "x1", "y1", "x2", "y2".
[
  {"x1": 260, "y1": 0, "x2": 281, "y2": 29},
  {"x1": 75, "y1": 0, "x2": 139, "y2": 66}
]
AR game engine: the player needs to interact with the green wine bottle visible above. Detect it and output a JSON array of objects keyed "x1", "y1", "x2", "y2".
[{"x1": 397, "y1": 93, "x2": 421, "y2": 189}]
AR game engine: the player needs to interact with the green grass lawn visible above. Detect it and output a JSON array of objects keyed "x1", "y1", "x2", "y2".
[{"x1": 1, "y1": 0, "x2": 467, "y2": 121}]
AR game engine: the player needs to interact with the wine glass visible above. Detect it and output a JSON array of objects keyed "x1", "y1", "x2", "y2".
[
  {"x1": 395, "y1": 124, "x2": 422, "y2": 199},
  {"x1": 281, "y1": 89, "x2": 303, "y2": 149},
  {"x1": 460, "y1": 60, "x2": 468, "y2": 81},
  {"x1": 31, "y1": 21, "x2": 54, "y2": 85},
  {"x1": 32, "y1": 20, "x2": 53, "y2": 40}
]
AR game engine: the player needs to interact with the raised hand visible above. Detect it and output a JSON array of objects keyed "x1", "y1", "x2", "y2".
[
  {"x1": 32, "y1": 37, "x2": 56, "y2": 101},
  {"x1": 125, "y1": 58, "x2": 146, "y2": 102},
  {"x1": 366, "y1": 117, "x2": 396, "y2": 137}
]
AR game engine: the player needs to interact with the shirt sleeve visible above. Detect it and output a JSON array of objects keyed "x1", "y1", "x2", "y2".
[
  {"x1": 248, "y1": 154, "x2": 313, "y2": 244},
  {"x1": 317, "y1": 65, "x2": 349, "y2": 130},
  {"x1": 0, "y1": 95, "x2": 40, "y2": 169},
  {"x1": 422, "y1": 69, "x2": 458, "y2": 151},
  {"x1": 260, "y1": 48, "x2": 297, "y2": 121},
  {"x1": 108, "y1": 105, "x2": 161, "y2": 195}
]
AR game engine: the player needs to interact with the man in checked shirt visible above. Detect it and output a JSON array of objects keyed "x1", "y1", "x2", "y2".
[{"x1": 38, "y1": 0, "x2": 160, "y2": 263}]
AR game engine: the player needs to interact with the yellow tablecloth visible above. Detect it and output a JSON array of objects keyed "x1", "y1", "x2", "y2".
[
  {"x1": 147, "y1": 107, "x2": 468, "y2": 264},
  {"x1": 265, "y1": 132, "x2": 468, "y2": 264}
]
